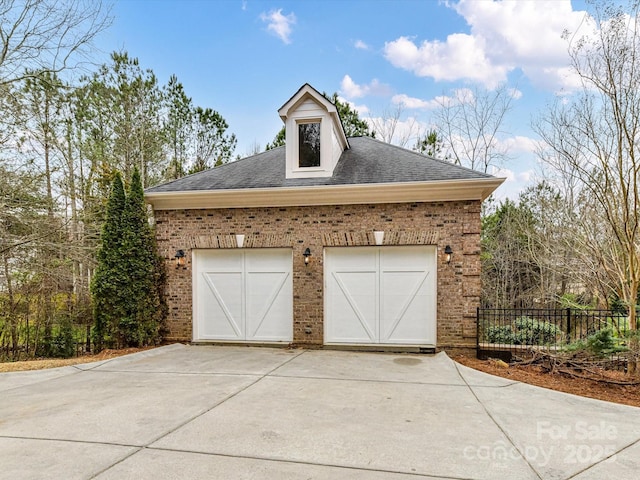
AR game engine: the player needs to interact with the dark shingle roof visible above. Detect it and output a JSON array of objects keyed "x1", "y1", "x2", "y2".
[{"x1": 146, "y1": 136, "x2": 494, "y2": 193}]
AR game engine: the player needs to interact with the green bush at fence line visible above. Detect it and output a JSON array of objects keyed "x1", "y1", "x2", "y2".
[
  {"x1": 587, "y1": 329, "x2": 623, "y2": 356},
  {"x1": 564, "y1": 339, "x2": 588, "y2": 353},
  {"x1": 564, "y1": 328, "x2": 628, "y2": 357},
  {"x1": 484, "y1": 316, "x2": 562, "y2": 345},
  {"x1": 485, "y1": 325, "x2": 516, "y2": 344},
  {"x1": 622, "y1": 330, "x2": 640, "y2": 353},
  {"x1": 609, "y1": 316, "x2": 630, "y2": 337},
  {"x1": 609, "y1": 296, "x2": 628, "y2": 315},
  {"x1": 513, "y1": 317, "x2": 562, "y2": 345}
]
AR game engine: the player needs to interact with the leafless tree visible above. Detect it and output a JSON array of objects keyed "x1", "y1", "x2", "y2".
[
  {"x1": 0, "y1": 0, "x2": 111, "y2": 86},
  {"x1": 433, "y1": 85, "x2": 514, "y2": 173},
  {"x1": 534, "y1": 1, "x2": 640, "y2": 330},
  {"x1": 367, "y1": 104, "x2": 422, "y2": 148}
]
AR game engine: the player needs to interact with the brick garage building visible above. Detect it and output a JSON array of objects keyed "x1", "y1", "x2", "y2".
[{"x1": 146, "y1": 84, "x2": 503, "y2": 353}]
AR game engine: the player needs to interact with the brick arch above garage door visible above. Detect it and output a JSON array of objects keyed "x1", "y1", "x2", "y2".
[{"x1": 186, "y1": 230, "x2": 439, "y2": 250}]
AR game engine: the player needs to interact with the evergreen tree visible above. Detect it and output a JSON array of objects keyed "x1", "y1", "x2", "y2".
[
  {"x1": 91, "y1": 173, "x2": 127, "y2": 350},
  {"x1": 326, "y1": 92, "x2": 374, "y2": 138},
  {"x1": 190, "y1": 106, "x2": 237, "y2": 172},
  {"x1": 265, "y1": 126, "x2": 286, "y2": 151},
  {"x1": 164, "y1": 74, "x2": 193, "y2": 180},
  {"x1": 414, "y1": 129, "x2": 445, "y2": 158},
  {"x1": 120, "y1": 167, "x2": 165, "y2": 346},
  {"x1": 91, "y1": 169, "x2": 166, "y2": 350}
]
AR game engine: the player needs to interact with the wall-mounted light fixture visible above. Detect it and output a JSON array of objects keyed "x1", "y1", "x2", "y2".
[
  {"x1": 174, "y1": 249, "x2": 186, "y2": 268},
  {"x1": 444, "y1": 245, "x2": 453, "y2": 264},
  {"x1": 303, "y1": 248, "x2": 312, "y2": 266}
]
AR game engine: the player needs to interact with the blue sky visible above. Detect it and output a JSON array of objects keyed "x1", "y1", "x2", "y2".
[{"x1": 94, "y1": 0, "x2": 594, "y2": 199}]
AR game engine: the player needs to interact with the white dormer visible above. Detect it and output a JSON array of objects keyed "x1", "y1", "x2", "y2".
[{"x1": 278, "y1": 84, "x2": 349, "y2": 179}]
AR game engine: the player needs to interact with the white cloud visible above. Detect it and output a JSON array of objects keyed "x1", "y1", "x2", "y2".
[
  {"x1": 392, "y1": 88, "x2": 475, "y2": 110},
  {"x1": 384, "y1": 34, "x2": 507, "y2": 89},
  {"x1": 354, "y1": 39, "x2": 369, "y2": 50},
  {"x1": 339, "y1": 75, "x2": 391, "y2": 99},
  {"x1": 383, "y1": 0, "x2": 594, "y2": 91},
  {"x1": 260, "y1": 9, "x2": 296, "y2": 44},
  {"x1": 508, "y1": 88, "x2": 523, "y2": 100},
  {"x1": 490, "y1": 167, "x2": 535, "y2": 200},
  {"x1": 337, "y1": 95, "x2": 369, "y2": 115},
  {"x1": 353, "y1": 103, "x2": 369, "y2": 115},
  {"x1": 392, "y1": 94, "x2": 437, "y2": 110},
  {"x1": 498, "y1": 136, "x2": 541, "y2": 154}
]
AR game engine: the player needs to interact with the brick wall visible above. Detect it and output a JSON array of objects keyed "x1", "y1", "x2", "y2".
[{"x1": 153, "y1": 201, "x2": 481, "y2": 351}]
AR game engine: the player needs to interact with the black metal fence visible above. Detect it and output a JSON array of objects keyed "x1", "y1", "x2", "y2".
[{"x1": 477, "y1": 308, "x2": 635, "y2": 364}]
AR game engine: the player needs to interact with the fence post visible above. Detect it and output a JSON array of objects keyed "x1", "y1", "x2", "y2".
[
  {"x1": 566, "y1": 308, "x2": 572, "y2": 343},
  {"x1": 476, "y1": 307, "x2": 480, "y2": 358}
]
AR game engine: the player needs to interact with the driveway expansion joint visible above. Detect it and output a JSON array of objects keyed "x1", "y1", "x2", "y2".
[
  {"x1": 144, "y1": 446, "x2": 474, "y2": 480},
  {"x1": 564, "y1": 435, "x2": 640, "y2": 480},
  {"x1": 146, "y1": 349, "x2": 308, "y2": 446},
  {"x1": 453, "y1": 361, "x2": 544, "y2": 480},
  {"x1": 465, "y1": 381, "x2": 520, "y2": 389},
  {"x1": 89, "y1": 349, "x2": 309, "y2": 479},
  {"x1": 0, "y1": 434, "x2": 141, "y2": 449}
]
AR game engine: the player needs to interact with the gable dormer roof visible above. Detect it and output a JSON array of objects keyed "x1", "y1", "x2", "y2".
[
  {"x1": 277, "y1": 83, "x2": 349, "y2": 149},
  {"x1": 278, "y1": 84, "x2": 349, "y2": 179}
]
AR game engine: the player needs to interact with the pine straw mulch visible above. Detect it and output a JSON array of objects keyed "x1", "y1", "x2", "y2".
[
  {"x1": 0, "y1": 347, "x2": 153, "y2": 373},
  {"x1": 453, "y1": 353, "x2": 640, "y2": 408}
]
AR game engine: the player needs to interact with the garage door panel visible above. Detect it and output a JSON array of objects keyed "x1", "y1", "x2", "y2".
[
  {"x1": 194, "y1": 249, "x2": 292, "y2": 342},
  {"x1": 380, "y1": 248, "x2": 424, "y2": 269},
  {"x1": 200, "y1": 272, "x2": 243, "y2": 339},
  {"x1": 330, "y1": 248, "x2": 377, "y2": 269},
  {"x1": 200, "y1": 251, "x2": 242, "y2": 271},
  {"x1": 327, "y1": 271, "x2": 377, "y2": 342},
  {"x1": 246, "y1": 271, "x2": 292, "y2": 340},
  {"x1": 381, "y1": 291, "x2": 431, "y2": 344},
  {"x1": 380, "y1": 270, "x2": 429, "y2": 344},
  {"x1": 245, "y1": 248, "x2": 291, "y2": 270},
  {"x1": 325, "y1": 246, "x2": 436, "y2": 346}
]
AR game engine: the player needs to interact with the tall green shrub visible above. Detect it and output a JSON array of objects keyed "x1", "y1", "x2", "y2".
[
  {"x1": 91, "y1": 168, "x2": 166, "y2": 350},
  {"x1": 120, "y1": 167, "x2": 165, "y2": 346},
  {"x1": 91, "y1": 173, "x2": 127, "y2": 350}
]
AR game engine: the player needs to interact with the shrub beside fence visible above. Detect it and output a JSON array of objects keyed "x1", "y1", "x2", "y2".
[{"x1": 477, "y1": 308, "x2": 634, "y2": 365}]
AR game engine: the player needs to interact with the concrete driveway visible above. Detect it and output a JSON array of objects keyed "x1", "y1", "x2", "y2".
[{"x1": 1, "y1": 344, "x2": 639, "y2": 480}]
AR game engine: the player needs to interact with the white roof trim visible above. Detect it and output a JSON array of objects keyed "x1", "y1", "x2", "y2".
[
  {"x1": 145, "y1": 178, "x2": 505, "y2": 210},
  {"x1": 278, "y1": 84, "x2": 337, "y2": 119},
  {"x1": 278, "y1": 83, "x2": 349, "y2": 150}
]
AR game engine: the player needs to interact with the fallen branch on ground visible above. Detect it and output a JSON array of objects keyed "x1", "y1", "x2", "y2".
[{"x1": 510, "y1": 349, "x2": 640, "y2": 386}]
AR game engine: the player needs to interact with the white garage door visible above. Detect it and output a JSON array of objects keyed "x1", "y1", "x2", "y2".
[
  {"x1": 325, "y1": 246, "x2": 436, "y2": 345},
  {"x1": 193, "y1": 249, "x2": 293, "y2": 342}
]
